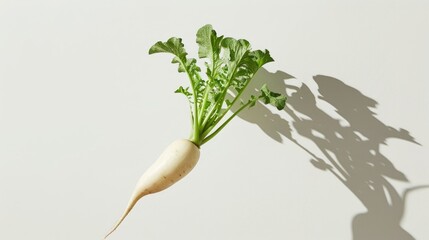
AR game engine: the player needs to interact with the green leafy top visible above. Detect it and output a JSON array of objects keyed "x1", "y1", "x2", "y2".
[{"x1": 149, "y1": 24, "x2": 286, "y2": 147}]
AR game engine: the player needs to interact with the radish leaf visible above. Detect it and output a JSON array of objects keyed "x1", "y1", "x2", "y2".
[{"x1": 149, "y1": 25, "x2": 287, "y2": 146}]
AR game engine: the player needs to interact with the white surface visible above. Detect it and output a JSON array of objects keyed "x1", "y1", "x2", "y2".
[{"x1": 1, "y1": 1, "x2": 428, "y2": 240}]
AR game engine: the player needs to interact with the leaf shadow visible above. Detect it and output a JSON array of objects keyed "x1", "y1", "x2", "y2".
[{"x1": 237, "y1": 68, "x2": 426, "y2": 240}]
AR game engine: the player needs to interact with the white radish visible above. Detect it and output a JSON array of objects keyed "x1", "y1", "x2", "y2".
[
  {"x1": 105, "y1": 139, "x2": 200, "y2": 238},
  {"x1": 105, "y1": 24, "x2": 285, "y2": 238}
]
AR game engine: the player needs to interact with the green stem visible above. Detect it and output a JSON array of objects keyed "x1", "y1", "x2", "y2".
[
  {"x1": 197, "y1": 55, "x2": 219, "y2": 132},
  {"x1": 178, "y1": 59, "x2": 200, "y2": 145},
  {"x1": 207, "y1": 72, "x2": 257, "y2": 132},
  {"x1": 198, "y1": 78, "x2": 212, "y2": 124},
  {"x1": 200, "y1": 62, "x2": 239, "y2": 130},
  {"x1": 201, "y1": 98, "x2": 256, "y2": 145}
]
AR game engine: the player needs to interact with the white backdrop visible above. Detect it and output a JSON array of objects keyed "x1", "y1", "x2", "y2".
[{"x1": 1, "y1": 1, "x2": 428, "y2": 239}]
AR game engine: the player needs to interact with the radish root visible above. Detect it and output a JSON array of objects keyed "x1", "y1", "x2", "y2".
[{"x1": 105, "y1": 139, "x2": 200, "y2": 238}]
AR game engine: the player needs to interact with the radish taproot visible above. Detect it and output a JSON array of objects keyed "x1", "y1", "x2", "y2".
[
  {"x1": 105, "y1": 24, "x2": 286, "y2": 238},
  {"x1": 104, "y1": 139, "x2": 199, "y2": 238}
]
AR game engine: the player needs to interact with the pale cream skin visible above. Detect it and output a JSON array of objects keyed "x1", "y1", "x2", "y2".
[{"x1": 105, "y1": 139, "x2": 200, "y2": 238}]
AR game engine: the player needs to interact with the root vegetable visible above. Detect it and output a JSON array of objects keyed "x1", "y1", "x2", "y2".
[
  {"x1": 105, "y1": 139, "x2": 200, "y2": 239},
  {"x1": 105, "y1": 24, "x2": 286, "y2": 238}
]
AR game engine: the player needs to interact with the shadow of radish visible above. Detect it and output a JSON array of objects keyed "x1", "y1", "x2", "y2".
[{"x1": 234, "y1": 68, "x2": 425, "y2": 240}]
